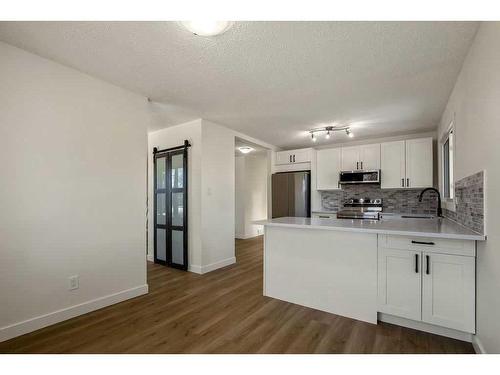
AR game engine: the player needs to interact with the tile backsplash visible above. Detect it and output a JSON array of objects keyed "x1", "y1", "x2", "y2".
[
  {"x1": 320, "y1": 171, "x2": 485, "y2": 234},
  {"x1": 443, "y1": 171, "x2": 484, "y2": 234},
  {"x1": 321, "y1": 185, "x2": 439, "y2": 214}
]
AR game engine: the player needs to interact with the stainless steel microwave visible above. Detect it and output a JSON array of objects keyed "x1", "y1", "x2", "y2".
[{"x1": 339, "y1": 170, "x2": 380, "y2": 184}]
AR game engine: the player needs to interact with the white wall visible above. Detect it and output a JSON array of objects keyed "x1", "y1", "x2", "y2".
[
  {"x1": 235, "y1": 153, "x2": 268, "y2": 239},
  {"x1": 0, "y1": 41, "x2": 150, "y2": 341},
  {"x1": 437, "y1": 22, "x2": 500, "y2": 353},
  {"x1": 200, "y1": 120, "x2": 236, "y2": 269}
]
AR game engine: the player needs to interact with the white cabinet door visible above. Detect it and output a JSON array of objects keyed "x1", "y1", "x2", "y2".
[
  {"x1": 276, "y1": 151, "x2": 293, "y2": 165},
  {"x1": 341, "y1": 146, "x2": 360, "y2": 170},
  {"x1": 276, "y1": 149, "x2": 312, "y2": 165},
  {"x1": 405, "y1": 138, "x2": 433, "y2": 188},
  {"x1": 378, "y1": 248, "x2": 422, "y2": 321},
  {"x1": 293, "y1": 148, "x2": 312, "y2": 163},
  {"x1": 380, "y1": 141, "x2": 406, "y2": 189},
  {"x1": 360, "y1": 143, "x2": 381, "y2": 170},
  {"x1": 422, "y1": 252, "x2": 475, "y2": 333},
  {"x1": 316, "y1": 148, "x2": 341, "y2": 190}
]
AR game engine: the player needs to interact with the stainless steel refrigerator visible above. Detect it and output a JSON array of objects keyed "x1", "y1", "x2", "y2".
[{"x1": 272, "y1": 171, "x2": 311, "y2": 218}]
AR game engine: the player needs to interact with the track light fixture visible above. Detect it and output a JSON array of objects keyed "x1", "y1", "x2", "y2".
[{"x1": 309, "y1": 125, "x2": 352, "y2": 141}]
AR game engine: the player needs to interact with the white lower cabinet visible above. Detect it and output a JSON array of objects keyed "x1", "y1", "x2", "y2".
[
  {"x1": 378, "y1": 236, "x2": 476, "y2": 333},
  {"x1": 422, "y1": 252, "x2": 476, "y2": 333},
  {"x1": 378, "y1": 248, "x2": 422, "y2": 321}
]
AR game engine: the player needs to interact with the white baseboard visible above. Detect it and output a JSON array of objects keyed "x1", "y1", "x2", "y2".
[
  {"x1": 0, "y1": 284, "x2": 148, "y2": 343},
  {"x1": 188, "y1": 257, "x2": 236, "y2": 274},
  {"x1": 147, "y1": 253, "x2": 154, "y2": 262},
  {"x1": 235, "y1": 233, "x2": 261, "y2": 240},
  {"x1": 188, "y1": 264, "x2": 202, "y2": 274},
  {"x1": 378, "y1": 313, "x2": 473, "y2": 343},
  {"x1": 202, "y1": 257, "x2": 236, "y2": 274},
  {"x1": 472, "y1": 335, "x2": 487, "y2": 354}
]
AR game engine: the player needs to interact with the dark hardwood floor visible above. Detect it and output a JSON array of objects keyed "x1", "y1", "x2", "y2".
[{"x1": 0, "y1": 236, "x2": 475, "y2": 353}]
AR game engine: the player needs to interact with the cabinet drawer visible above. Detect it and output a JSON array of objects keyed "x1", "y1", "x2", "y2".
[{"x1": 378, "y1": 235, "x2": 475, "y2": 257}]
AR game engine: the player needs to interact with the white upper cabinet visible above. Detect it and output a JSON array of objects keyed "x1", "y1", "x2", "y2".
[
  {"x1": 381, "y1": 137, "x2": 433, "y2": 189},
  {"x1": 316, "y1": 148, "x2": 341, "y2": 190},
  {"x1": 360, "y1": 144, "x2": 381, "y2": 170},
  {"x1": 405, "y1": 138, "x2": 433, "y2": 188},
  {"x1": 293, "y1": 148, "x2": 312, "y2": 163},
  {"x1": 381, "y1": 141, "x2": 406, "y2": 189},
  {"x1": 422, "y1": 252, "x2": 475, "y2": 333},
  {"x1": 341, "y1": 144, "x2": 380, "y2": 171},
  {"x1": 276, "y1": 151, "x2": 292, "y2": 165},
  {"x1": 341, "y1": 146, "x2": 360, "y2": 170},
  {"x1": 275, "y1": 148, "x2": 312, "y2": 165}
]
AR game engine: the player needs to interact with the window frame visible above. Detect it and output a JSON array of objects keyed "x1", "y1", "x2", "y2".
[{"x1": 441, "y1": 121, "x2": 455, "y2": 211}]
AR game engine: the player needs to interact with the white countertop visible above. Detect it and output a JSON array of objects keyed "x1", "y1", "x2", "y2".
[{"x1": 255, "y1": 217, "x2": 486, "y2": 241}]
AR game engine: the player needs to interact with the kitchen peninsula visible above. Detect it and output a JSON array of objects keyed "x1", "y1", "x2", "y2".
[{"x1": 257, "y1": 216, "x2": 485, "y2": 341}]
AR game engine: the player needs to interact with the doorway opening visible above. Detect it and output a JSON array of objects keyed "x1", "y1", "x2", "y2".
[{"x1": 234, "y1": 137, "x2": 270, "y2": 240}]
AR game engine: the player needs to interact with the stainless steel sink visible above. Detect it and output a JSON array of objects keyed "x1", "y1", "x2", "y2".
[
  {"x1": 380, "y1": 213, "x2": 437, "y2": 220},
  {"x1": 400, "y1": 214, "x2": 436, "y2": 219}
]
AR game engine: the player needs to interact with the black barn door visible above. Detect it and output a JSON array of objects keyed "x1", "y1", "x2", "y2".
[{"x1": 154, "y1": 145, "x2": 188, "y2": 270}]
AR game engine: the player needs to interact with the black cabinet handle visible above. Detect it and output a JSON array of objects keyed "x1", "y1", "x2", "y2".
[
  {"x1": 361, "y1": 161, "x2": 363, "y2": 169},
  {"x1": 401, "y1": 178, "x2": 404, "y2": 187},
  {"x1": 293, "y1": 155, "x2": 296, "y2": 162},
  {"x1": 356, "y1": 161, "x2": 359, "y2": 170},
  {"x1": 426, "y1": 255, "x2": 430, "y2": 275},
  {"x1": 407, "y1": 178, "x2": 410, "y2": 187},
  {"x1": 415, "y1": 253, "x2": 419, "y2": 273},
  {"x1": 411, "y1": 240, "x2": 435, "y2": 245}
]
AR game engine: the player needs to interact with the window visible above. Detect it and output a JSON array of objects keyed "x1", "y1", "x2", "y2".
[{"x1": 442, "y1": 126, "x2": 454, "y2": 200}]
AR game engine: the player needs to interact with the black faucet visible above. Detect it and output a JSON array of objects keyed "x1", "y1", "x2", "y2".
[{"x1": 418, "y1": 188, "x2": 442, "y2": 217}]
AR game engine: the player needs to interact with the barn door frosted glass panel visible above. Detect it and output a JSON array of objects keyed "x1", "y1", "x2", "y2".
[
  {"x1": 171, "y1": 230, "x2": 184, "y2": 265},
  {"x1": 156, "y1": 228, "x2": 167, "y2": 262},
  {"x1": 154, "y1": 154, "x2": 168, "y2": 265}
]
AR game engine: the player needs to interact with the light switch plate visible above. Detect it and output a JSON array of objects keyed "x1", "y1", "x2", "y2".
[{"x1": 69, "y1": 275, "x2": 79, "y2": 290}]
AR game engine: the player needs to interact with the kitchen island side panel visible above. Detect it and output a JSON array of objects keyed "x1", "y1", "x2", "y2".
[{"x1": 264, "y1": 226, "x2": 378, "y2": 324}]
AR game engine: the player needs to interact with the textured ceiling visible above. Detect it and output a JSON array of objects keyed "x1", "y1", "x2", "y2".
[{"x1": 0, "y1": 21, "x2": 478, "y2": 149}]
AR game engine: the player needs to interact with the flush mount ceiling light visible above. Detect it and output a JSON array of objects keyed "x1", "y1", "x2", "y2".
[
  {"x1": 309, "y1": 125, "x2": 352, "y2": 142},
  {"x1": 180, "y1": 21, "x2": 234, "y2": 36},
  {"x1": 238, "y1": 146, "x2": 254, "y2": 154}
]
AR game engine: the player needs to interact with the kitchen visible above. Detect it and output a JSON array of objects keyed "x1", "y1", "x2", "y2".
[
  {"x1": 2, "y1": 17, "x2": 499, "y2": 360},
  {"x1": 263, "y1": 133, "x2": 485, "y2": 343}
]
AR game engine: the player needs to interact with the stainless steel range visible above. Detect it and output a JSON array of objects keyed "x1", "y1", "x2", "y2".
[{"x1": 336, "y1": 198, "x2": 383, "y2": 220}]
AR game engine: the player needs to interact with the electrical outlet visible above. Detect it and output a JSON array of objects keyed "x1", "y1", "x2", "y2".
[{"x1": 69, "y1": 275, "x2": 79, "y2": 291}]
